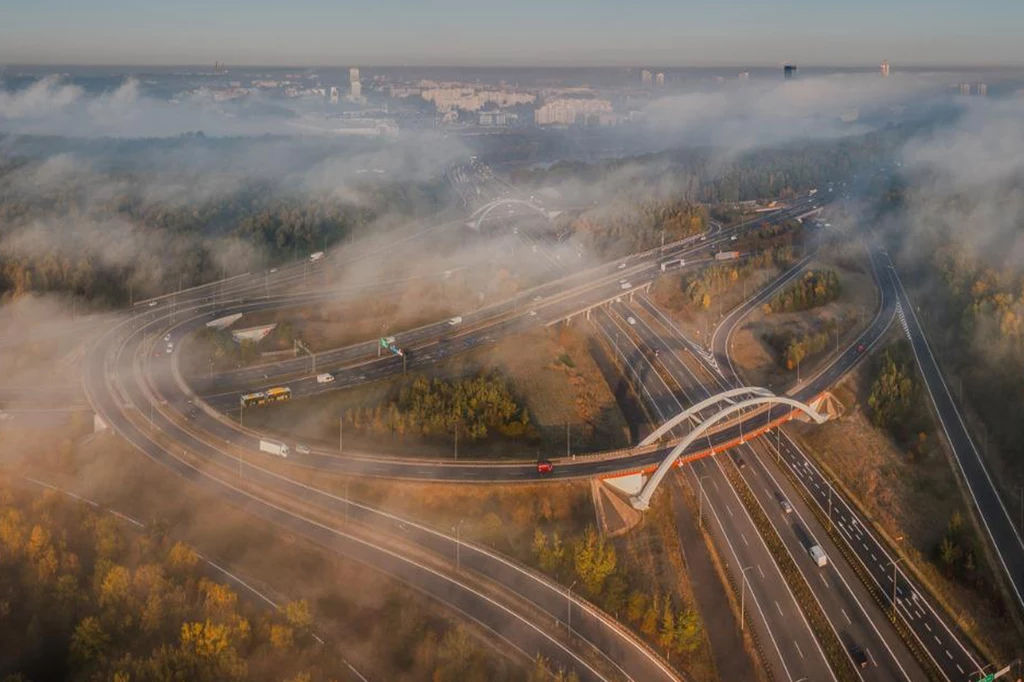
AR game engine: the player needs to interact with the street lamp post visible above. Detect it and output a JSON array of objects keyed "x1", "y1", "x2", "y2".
[
  {"x1": 453, "y1": 519, "x2": 464, "y2": 571},
  {"x1": 828, "y1": 486, "x2": 833, "y2": 530},
  {"x1": 339, "y1": 415, "x2": 344, "y2": 454},
  {"x1": 567, "y1": 580, "x2": 578, "y2": 640},
  {"x1": 889, "y1": 558, "x2": 902, "y2": 617},
  {"x1": 698, "y1": 475, "x2": 712, "y2": 527},
  {"x1": 454, "y1": 422, "x2": 458, "y2": 461},
  {"x1": 740, "y1": 565, "x2": 756, "y2": 630}
]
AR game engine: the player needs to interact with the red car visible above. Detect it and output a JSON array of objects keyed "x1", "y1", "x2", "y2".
[
  {"x1": 536, "y1": 461, "x2": 554, "y2": 474},
  {"x1": 857, "y1": 344, "x2": 866, "y2": 353}
]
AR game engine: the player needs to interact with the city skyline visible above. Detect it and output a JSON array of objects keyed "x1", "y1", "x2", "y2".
[{"x1": 2, "y1": 0, "x2": 1024, "y2": 67}]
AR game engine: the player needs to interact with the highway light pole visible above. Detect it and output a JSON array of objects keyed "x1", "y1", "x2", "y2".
[
  {"x1": 828, "y1": 486, "x2": 833, "y2": 530},
  {"x1": 454, "y1": 422, "x2": 458, "y2": 461},
  {"x1": 567, "y1": 580, "x2": 578, "y2": 640},
  {"x1": 889, "y1": 557, "x2": 902, "y2": 617},
  {"x1": 740, "y1": 565, "x2": 756, "y2": 631},
  {"x1": 698, "y1": 475, "x2": 712, "y2": 527},
  {"x1": 339, "y1": 416, "x2": 344, "y2": 454},
  {"x1": 453, "y1": 519, "x2": 464, "y2": 571},
  {"x1": 567, "y1": 421, "x2": 572, "y2": 460}
]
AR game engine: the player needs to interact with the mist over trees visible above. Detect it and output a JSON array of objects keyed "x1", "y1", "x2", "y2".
[
  {"x1": 0, "y1": 134, "x2": 453, "y2": 306},
  {"x1": 0, "y1": 485, "x2": 341, "y2": 682}
]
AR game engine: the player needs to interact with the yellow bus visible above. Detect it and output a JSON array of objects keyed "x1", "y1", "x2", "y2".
[
  {"x1": 240, "y1": 392, "x2": 266, "y2": 408},
  {"x1": 265, "y1": 387, "x2": 292, "y2": 403}
]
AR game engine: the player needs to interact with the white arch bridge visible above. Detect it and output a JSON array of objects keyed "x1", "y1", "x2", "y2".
[
  {"x1": 625, "y1": 387, "x2": 829, "y2": 510},
  {"x1": 468, "y1": 198, "x2": 562, "y2": 231}
]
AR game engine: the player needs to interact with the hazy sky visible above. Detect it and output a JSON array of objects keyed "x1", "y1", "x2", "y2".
[{"x1": 2, "y1": 0, "x2": 1022, "y2": 67}]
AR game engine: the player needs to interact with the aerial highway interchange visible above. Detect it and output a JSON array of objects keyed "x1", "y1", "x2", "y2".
[{"x1": 80, "y1": 168, "x2": 1022, "y2": 682}]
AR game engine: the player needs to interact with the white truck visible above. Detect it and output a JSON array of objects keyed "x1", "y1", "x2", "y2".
[
  {"x1": 316, "y1": 373, "x2": 335, "y2": 384},
  {"x1": 309, "y1": 251, "x2": 325, "y2": 263},
  {"x1": 809, "y1": 544, "x2": 828, "y2": 567},
  {"x1": 448, "y1": 316, "x2": 463, "y2": 326},
  {"x1": 259, "y1": 439, "x2": 290, "y2": 458}
]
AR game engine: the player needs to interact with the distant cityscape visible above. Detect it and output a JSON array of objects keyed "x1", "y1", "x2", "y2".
[{"x1": 1, "y1": 60, "x2": 1012, "y2": 139}]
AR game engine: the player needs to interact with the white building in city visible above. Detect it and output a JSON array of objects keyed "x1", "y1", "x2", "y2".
[{"x1": 534, "y1": 98, "x2": 613, "y2": 125}]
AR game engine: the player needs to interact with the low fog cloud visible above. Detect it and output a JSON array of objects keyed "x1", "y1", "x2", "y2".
[
  {"x1": 642, "y1": 72, "x2": 948, "y2": 153},
  {"x1": 898, "y1": 96, "x2": 1024, "y2": 267}
]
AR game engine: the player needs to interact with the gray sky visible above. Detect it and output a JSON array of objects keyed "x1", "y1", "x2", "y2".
[{"x1": 1, "y1": 0, "x2": 1022, "y2": 66}]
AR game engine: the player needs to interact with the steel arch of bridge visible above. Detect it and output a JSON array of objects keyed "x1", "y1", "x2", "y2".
[
  {"x1": 469, "y1": 198, "x2": 552, "y2": 230},
  {"x1": 639, "y1": 387, "x2": 775, "y2": 446},
  {"x1": 630, "y1": 392, "x2": 827, "y2": 510}
]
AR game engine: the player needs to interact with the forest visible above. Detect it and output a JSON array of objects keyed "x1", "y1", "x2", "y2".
[
  {"x1": 507, "y1": 123, "x2": 922, "y2": 205},
  {"x1": 0, "y1": 136, "x2": 451, "y2": 306},
  {"x1": 765, "y1": 269, "x2": 841, "y2": 314},
  {"x1": 343, "y1": 372, "x2": 533, "y2": 442},
  {"x1": 0, "y1": 482, "x2": 343, "y2": 682},
  {"x1": 654, "y1": 245, "x2": 796, "y2": 312},
  {"x1": 0, "y1": 479, "x2": 593, "y2": 682},
  {"x1": 562, "y1": 199, "x2": 707, "y2": 259},
  {"x1": 531, "y1": 526, "x2": 703, "y2": 660}
]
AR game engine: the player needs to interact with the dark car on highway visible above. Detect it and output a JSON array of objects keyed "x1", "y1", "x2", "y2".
[{"x1": 849, "y1": 643, "x2": 869, "y2": 669}]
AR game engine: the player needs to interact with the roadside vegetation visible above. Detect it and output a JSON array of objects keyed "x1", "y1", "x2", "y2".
[
  {"x1": 787, "y1": 352, "x2": 1018, "y2": 660},
  {"x1": 0, "y1": 431, "x2": 588, "y2": 682},
  {"x1": 339, "y1": 476, "x2": 718, "y2": 681},
  {"x1": 0, "y1": 478, "x2": 349, "y2": 682},
  {"x1": 764, "y1": 268, "x2": 841, "y2": 314},
  {"x1": 244, "y1": 326, "x2": 631, "y2": 458},
  {"x1": 561, "y1": 199, "x2": 707, "y2": 258},
  {"x1": 344, "y1": 372, "x2": 533, "y2": 442}
]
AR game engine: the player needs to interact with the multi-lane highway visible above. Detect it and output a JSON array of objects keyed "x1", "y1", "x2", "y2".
[
  {"x1": 882, "y1": 251, "x2": 1024, "y2": 617},
  {"x1": 88, "y1": 280, "x2": 683, "y2": 682},
  {"x1": 89, "y1": 185, "x2": 927, "y2": 682},
  {"x1": 620, "y1": 242, "x2": 989, "y2": 681}
]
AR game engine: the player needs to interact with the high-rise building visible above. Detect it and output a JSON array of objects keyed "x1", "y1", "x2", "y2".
[
  {"x1": 977, "y1": 83, "x2": 988, "y2": 96},
  {"x1": 329, "y1": 86, "x2": 339, "y2": 104},
  {"x1": 959, "y1": 83, "x2": 971, "y2": 95},
  {"x1": 738, "y1": 71, "x2": 750, "y2": 80},
  {"x1": 654, "y1": 72, "x2": 665, "y2": 86},
  {"x1": 640, "y1": 70, "x2": 653, "y2": 85},
  {"x1": 783, "y1": 64, "x2": 797, "y2": 80},
  {"x1": 348, "y1": 67, "x2": 362, "y2": 102},
  {"x1": 880, "y1": 60, "x2": 890, "y2": 77}
]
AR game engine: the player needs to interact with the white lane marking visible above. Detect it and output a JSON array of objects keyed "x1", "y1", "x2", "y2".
[
  {"x1": 841, "y1": 608, "x2": 851, "y2": 625},
  {"x1": 741, "y1": 533, "x2": 749, "y2": 547},
  {"x1": 775, "y1": 600, "x2": 784, "y2": 616},
  {"x1": 794, "y1": 640, "x2": 805, "y2": 659}
]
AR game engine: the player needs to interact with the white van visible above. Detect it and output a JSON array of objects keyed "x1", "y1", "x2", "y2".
[
  {"x1": 448, "y1": 316, "x2": 463, "y2": 326},
  {"x1": 316, "y1": 373, "x2": 335, "y2": 384}
]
